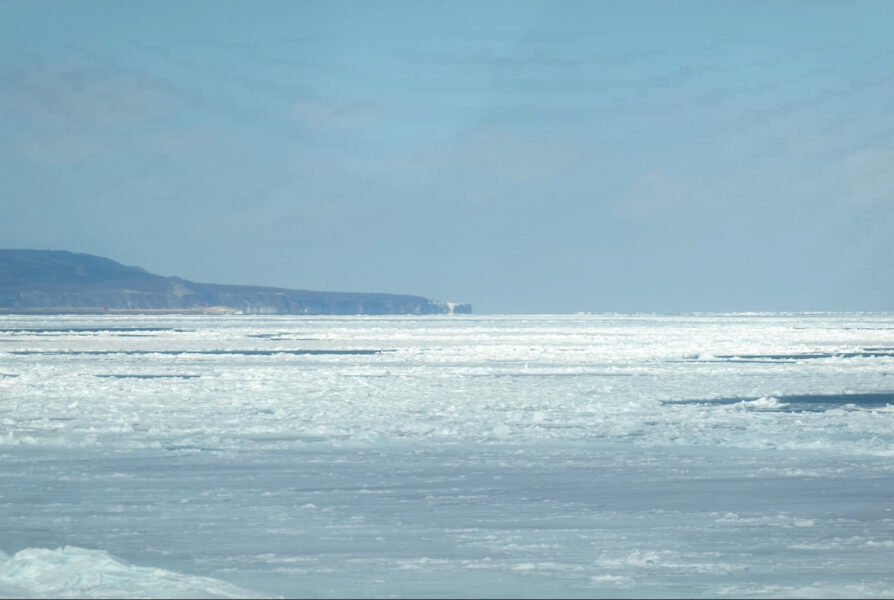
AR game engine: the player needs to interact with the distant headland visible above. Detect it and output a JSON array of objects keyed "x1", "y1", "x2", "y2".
[{"x1": 0, "y1": 250, "x2": 471, "y2": 316}]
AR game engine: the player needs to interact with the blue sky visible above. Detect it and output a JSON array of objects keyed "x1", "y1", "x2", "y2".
[{"x1": 2, "y1": 1, "x2": 892, "y2": 312}]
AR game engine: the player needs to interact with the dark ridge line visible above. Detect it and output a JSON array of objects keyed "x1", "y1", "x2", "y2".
[
  {"x1": 6, "y1": 333, "x2": 160, "y2": 338},
  {"x1": 246, "y1": 333, "x2": 295, "y2": 338},
  {"x1": 663, "y1": 392, "x2": 894, "y2": 413},
  {"x1": 702, "y1": 351, "x2": 894, "y2": 361},
  {"x1": 7, "y1": 349, "x2": 388, "y2": 356},
  {"x1": 681, "y1": 359, "x2": 797, "y2": 364},
  {"x1": 95, "y1": 374, "x2": 202, "y2": 379},
  {"x1": 487, "y1": 372, "x2": 636, "y2": 378},
  {"x1": 0, "y1": 328, "x2": 188, "y2": 333},
  {"x1": 246, "y1": 334, "x2": 318, "y2": 340},
  {"x1": 164, "y1": 445, "x2": 219, "y2": 452},
  {"x1": 0, "y1": 373, "x2": 18, "y2": 377}
]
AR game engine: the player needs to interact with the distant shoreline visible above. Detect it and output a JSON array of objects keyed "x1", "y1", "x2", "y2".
[{"x1": 1, "y1": 250, "x2": 470, "y2": 315}]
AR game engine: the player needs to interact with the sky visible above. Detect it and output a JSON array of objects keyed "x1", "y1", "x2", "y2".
[{"x1": 1, "y1": 1, "x2": 892, "y2": 313}]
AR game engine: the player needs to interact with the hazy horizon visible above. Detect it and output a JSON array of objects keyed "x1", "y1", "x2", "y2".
[{"x1": 2, "y1": 1, "x2": 892, "y2": 313}]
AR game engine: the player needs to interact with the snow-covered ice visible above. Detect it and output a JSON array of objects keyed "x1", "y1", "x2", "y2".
[
  {"x1": 1, "y1": 313, "x2": 893, "y2": 597},
  {"x1": 0, "y1": 546, "x2": 264, "y2": 599}
]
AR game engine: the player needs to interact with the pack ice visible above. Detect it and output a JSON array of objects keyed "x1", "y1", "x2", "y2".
[{"x1": 1, "y1": 313, "x2": 893, "y2": 597}]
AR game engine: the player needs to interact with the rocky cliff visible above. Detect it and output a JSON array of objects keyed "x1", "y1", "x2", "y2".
[{"x1": 0, "y1": 250, "x2": 471, "y2": 315}]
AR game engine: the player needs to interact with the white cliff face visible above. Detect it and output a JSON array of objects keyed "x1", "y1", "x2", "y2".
[{"x1": 435, "y1": 300, "x2": 472, "y2": 315}]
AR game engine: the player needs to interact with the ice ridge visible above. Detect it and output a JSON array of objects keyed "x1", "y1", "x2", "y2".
[{"x1": 0, "y1": 546, "x2": 268, "y2": 599}]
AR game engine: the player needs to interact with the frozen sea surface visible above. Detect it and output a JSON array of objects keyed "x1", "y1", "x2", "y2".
[{"x1": 1, "y1": 313, "x2": 893, "y2": 598}]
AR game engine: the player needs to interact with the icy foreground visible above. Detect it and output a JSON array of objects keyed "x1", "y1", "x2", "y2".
[
  {"x1": 1, "y1": 313, "x2": 894, "y2": 598},
  {"x1": 0, "y1": 546, "x2": 264, "y2": 599}
]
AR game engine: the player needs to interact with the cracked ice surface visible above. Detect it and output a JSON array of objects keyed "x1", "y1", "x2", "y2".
[{"x1": 1, "y1": 314, "x2": 894, "y2": 597}]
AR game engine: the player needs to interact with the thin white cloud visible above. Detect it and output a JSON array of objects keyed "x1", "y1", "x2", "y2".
[
  {"x1": 1, "y1": 58, "x2": 192, "y2": 163},
  {"x1": 1, "y1": 60, "x2": 188, "y2": 126},
  {"x1": 829, "y1": 148, "x2": 894, "y2": 209},
  {"x1": 616, "y1": 170, "x2": 704, "y2": 218},
  {"x1": 290, "y1": 98, "x2": 382, "y2": 130}
]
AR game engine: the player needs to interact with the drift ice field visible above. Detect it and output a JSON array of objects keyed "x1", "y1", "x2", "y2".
[{"x1": 1, "y1": 313, "x2": 893, "y2": 598}]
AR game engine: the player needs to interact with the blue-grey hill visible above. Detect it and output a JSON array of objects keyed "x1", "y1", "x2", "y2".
[{"x1": 0, "y1": 250, "x2": 470, "y2": 315}]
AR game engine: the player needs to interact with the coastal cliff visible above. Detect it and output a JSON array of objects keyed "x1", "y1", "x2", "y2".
[{"x1": 0, "y1": 250, "x2": 471, "y2": 315}]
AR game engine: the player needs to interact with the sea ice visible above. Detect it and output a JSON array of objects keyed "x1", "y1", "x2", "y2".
[
  {"x1": 0, "y1": 546, "x2": 266, "y2": 599},
  {"x1": 1, "y1": 313, "x2": 893, "y2": 597}
]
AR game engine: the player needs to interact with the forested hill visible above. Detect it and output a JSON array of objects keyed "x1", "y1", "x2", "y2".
[{"x1": 0, "y1": 250, "x2": 470, "y2": 315}]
